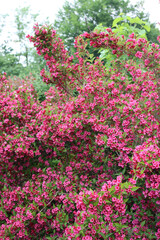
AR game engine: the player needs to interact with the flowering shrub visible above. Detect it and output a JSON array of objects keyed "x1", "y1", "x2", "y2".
[{"x1": 0, "y1": 18, "x2": 160, "y2": 239}]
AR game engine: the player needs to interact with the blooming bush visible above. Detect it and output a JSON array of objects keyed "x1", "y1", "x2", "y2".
[{"x1": 0, "y1": 17, "x2": 160, "y2": 239}]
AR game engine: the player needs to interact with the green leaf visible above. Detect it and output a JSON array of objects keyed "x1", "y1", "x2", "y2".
[
  {"x1": 108, "y1": 185, "x2": 116, "y2": 193},
  {"x1": 103, "y1": 135, "x2": 108, "y2": 142},
  {"x1": 104, "y1": 199, "x2": 111, "y2": 204},
  {"x1": 130, "y1": 17, "x2": 144, "y2": 25},
  {"x1": 99, "y1": 232, "x2": 108, "y2": 238},
  {"x1": 112, "y1": 17, "x2": 123, "y2": 27},
  {"x1": 123, "y1": 198, "x2": 129, "y2": 203},
  {"x1": 121, "y1": 166, "x2": 126, "y2": 175},
  {"x1": 105, "y1": 232, "x2": 114, "y2": 238},
  {"x1": 126, "y1": 16, "x2": 132, "y2": 22},
  {"x1": 141, "y1": 221, "x2": 146, "y2": 227},
  {"x1": 143, "y1": 24, "x2": 151, "y2": 32},
  {"x1": 121, "y1": 182, "x2": 130, "y2": 189},
  {"x1": 139, "y1": 29, "x2": 147, "y2": 35},
  {"x1": 100, "y1": 49, "x2": 109, "y2": 60},
  {"x1": 89, "y1": 145, "x2": 93, "y2": 151},
  {"x1": 131, "y1": 186, "x2": 140, "y2": 191}
]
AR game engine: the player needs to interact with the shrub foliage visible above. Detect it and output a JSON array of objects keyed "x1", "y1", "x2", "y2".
[{"x1": 0, "y1": 20, "x2": 160, "y2": 239}]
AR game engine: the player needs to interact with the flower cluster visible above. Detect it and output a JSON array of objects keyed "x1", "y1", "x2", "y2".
[{"x1": 0, "y1": 23, "x2": 159, "y2": 239}]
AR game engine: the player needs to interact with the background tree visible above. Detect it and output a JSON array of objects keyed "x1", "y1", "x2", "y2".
[
  {"x1": 0, "y1": 42, "x2": 24, "y2": 76},
  {"x1": 14, "y1": 6, "x2": 50, "y2": 77},
  {"x1": 54, "y1": 0, "x2": 145, "y2": 51},
  {"x1": 14, "y1": 6, "x2": 39, "y2": 67},
  {"x1": 54, "y1": 0, "x2": 159, "y2": 53},
  {"x1": 0, "y1": 14, "x2": 8, "y2": 33},
  {"x1": 0, "y1": 8, "x2": 48, "y2": 75},
  {"x1": 146, "y1": 22, "x2": 160, "y2": 43}
]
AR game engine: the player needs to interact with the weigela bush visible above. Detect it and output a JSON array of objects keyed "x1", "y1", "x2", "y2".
[{"x1": 0, "y1": 19, "x2": 160, "y2": 239}]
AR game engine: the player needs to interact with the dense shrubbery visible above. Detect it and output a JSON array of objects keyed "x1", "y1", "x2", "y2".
[{"x1": 0, "y1": 17, "x2": 160, "y2": 239}]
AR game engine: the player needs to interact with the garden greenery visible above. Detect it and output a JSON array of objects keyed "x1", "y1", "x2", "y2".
[{"x1": 0, "y1": 16, "x2": 160, "y2": 239}]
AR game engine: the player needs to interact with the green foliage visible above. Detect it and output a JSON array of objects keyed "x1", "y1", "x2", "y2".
[
  {"x1": 94, "y1": 14, "x2": 153, "y2": 69},
  {"x1": 147, "y1": 23, "x2": 160, "y2": 44},
  {"x1": 53, "y1": 0, "x2": 152, "y2": 52},
  {"x1": 0, "y1": 42, "x2": 23, "y2": 76},
  {"x1": 32, "y1": 78, "x2": 52, "y2": 102},
  {"x1": 0, "y1": 15, "x2": 160, "y2": 239},
  {"x1": 0, "y1": 53, "x2": 24, "y2": 77},
  {"x1": 112, "y1": 14, "x2": 150, "y2": 38}
]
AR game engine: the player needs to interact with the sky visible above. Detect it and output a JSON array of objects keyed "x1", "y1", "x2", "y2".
[
  {"x1": 0, "y1": 0, "x2": 160, "y2": 54},
  {"x1": 0, "y1": 0, "x2": 159, "y2": 24},
  {"x1": 0, "y1": 0, "x2": 75, "y2": 53},
  {"x1": 131, "y1": 0, "x2": 160, "y2": 25},
  {"x1": 0, "y1": 0, "x2": 74, "y2": 24}
]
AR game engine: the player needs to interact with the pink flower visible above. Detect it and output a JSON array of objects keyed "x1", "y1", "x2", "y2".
[
  {"x1": 135, "y1": 51, "x2": 143, "y2": 58},
  {"x1": 26, "y1": 210, "x2": 33, "y2": 219}
]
